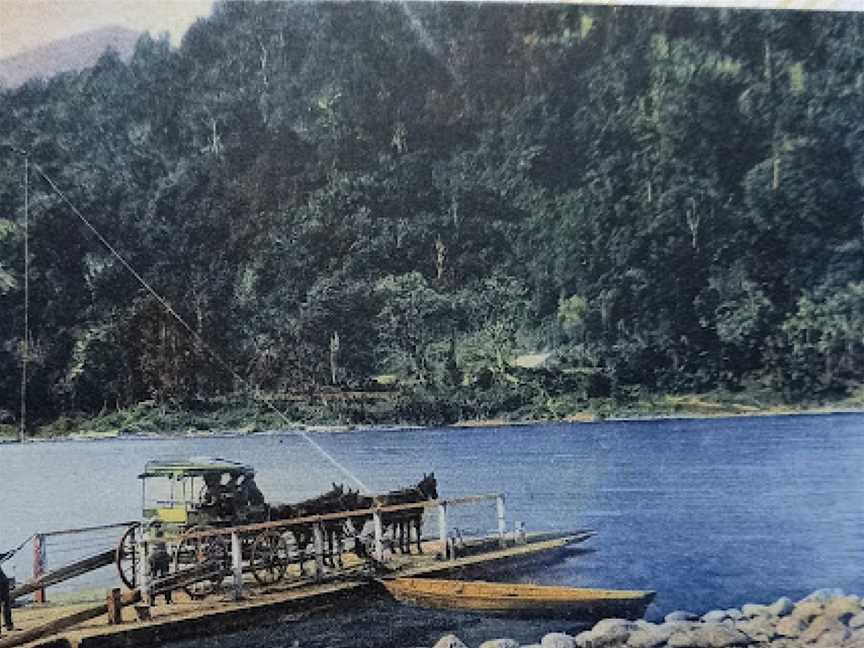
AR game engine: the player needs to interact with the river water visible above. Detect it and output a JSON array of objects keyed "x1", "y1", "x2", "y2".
[{"x1": 3, "y1": 413, "x2": 864, "y2": 646}]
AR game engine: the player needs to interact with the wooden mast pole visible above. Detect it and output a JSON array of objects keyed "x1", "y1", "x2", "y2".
[{"x1": 19, "y1": 154, "x2": 28, "y2": 443}]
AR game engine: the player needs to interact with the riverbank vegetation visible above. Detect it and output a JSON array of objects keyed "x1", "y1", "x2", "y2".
[
  {"x1": 1, "y1": 4, "x2": 863, "y2": 436},
  {"x1": 2, "y1": 384, "x2": 863, "y2": 440}
]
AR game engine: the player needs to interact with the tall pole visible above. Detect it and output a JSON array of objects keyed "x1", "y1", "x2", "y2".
[{"x1": 20, "y1": 154, "x2": 28, "y2": 443}]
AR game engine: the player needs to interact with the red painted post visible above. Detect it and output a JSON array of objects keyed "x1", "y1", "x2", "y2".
[{"x1": 33, "y1": 534, "x2": 46, "y2": 603}]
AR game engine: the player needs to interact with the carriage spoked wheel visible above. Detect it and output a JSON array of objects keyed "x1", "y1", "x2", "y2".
[
  {"x1": 250, "y1": 530, "x2": 290, "y2": 586},
  {"x1": 173, "y1": 525, "x2": 229, "y2": 599},
  {"x1": 115, "y1": 522, "x2": 141, "y2": 590}
]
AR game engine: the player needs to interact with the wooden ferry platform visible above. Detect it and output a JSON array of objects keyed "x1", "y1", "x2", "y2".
[{"x1": 3, "y1": 532, "x2": 592, "y2": 648}]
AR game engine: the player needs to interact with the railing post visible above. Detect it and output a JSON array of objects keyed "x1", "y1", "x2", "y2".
[
  {"x1": 437, "y1": 503, "x2": 448, "y2": 560},
  {"x1": 496, "y1": 494, "x2": 506, "y2": 548},
  {"x1": 107, "y1": 587, "x2": 123, "y2": 624},
  {"x1": 372, "y1": 510, "x2": 384, "y2": 563},
  {"x1": 312, "y1": 523, "x2": 325, "y2": 581},
  {"x1": 231, "y1": 531, "x2": 244, "y2": 600},
  {"x1": 32, "y1": 533, "x2": 46, "y2": 603},
  {"x1": 137, "y1": 534, "x2": 150, "y2": 607}
]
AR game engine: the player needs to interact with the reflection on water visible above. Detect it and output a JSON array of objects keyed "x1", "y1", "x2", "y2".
[{"x1": 3, "y1": 413, "x2": 864, "y2": 643}]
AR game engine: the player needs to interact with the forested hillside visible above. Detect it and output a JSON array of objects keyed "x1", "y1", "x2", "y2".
[{"x1": 1, "y1": 3, "x2": 863, "y2": 430}]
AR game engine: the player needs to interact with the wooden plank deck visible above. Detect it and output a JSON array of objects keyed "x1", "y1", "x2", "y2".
[{"x1": 4, "y1": 532, "x2": 592, "y2": 648}]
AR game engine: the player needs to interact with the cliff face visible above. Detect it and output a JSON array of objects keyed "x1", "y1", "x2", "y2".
[{"x1": 0, "y1": 26, "x2": 140, "y2": 87}]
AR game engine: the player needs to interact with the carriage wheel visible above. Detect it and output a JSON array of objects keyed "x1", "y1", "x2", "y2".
[
  {"x1": 251, "y1": 530, "x2": 289, "y2": 586},
  {"x1": 173, "y1": 525, "x2": 229, "y2": 599},
  {"x1": 115, "y1": 522, "x2": 141, "y2": 590}
]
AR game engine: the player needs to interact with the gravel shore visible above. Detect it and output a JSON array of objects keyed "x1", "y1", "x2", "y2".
[{"x1": 428, "y1": 589, "x2": 864, "y2": 648}]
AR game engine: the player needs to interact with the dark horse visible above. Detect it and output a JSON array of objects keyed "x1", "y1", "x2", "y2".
[
  {"x1": 270, "y1": 484, "x2": 358, "y2": 575},
  {"x1": 371, "y1": 473, "x2": 438, "y2": 555}
]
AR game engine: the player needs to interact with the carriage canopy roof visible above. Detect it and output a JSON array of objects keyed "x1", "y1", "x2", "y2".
[{"x1": 138, "y1": 457, "x2": 254, "y2": 479}]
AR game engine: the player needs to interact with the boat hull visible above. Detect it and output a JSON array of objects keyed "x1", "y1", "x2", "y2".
[{"x1": 380, "y1": 578, "x2": 655, "y2": 620}]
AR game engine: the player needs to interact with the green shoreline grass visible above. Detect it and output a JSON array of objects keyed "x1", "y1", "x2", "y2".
[{"x1": 3, "y1": 384, "x2": 864, "y2": 441}]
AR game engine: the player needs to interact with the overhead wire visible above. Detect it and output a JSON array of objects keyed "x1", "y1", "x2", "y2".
[
  {"x1": 24, "y1": 158, "x2": 371, "y2": 493},
  {"x1": 0, "y1": 534, "x2": 35, "y2": 565}
]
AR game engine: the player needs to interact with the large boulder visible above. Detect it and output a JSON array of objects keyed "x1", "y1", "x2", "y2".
[
  {"x1": 573, "y1": 619, "x2": 636, "y2": 648},
  {"x1": 593, "y1": 619, "x2": 639, "y2": 634},
  {"x1": 627, "y1": 622, "x2": 684, "y2": 648},
  {"x1": 666, "y1": 625, "x2": 749, "y2": 648},
  {"x1": 823, "y1": 596, "x2": 862, "y2": 624},
  {"x1": 799, "y1": 616, "x2": 850, "y2": 644},
  {"x1": 792, "y1": 601, "x2": 824, "y2": 623},
  {"x1": 800, "y1": 588, "x2": 846, "y2": 604},
  {"x1": 768, "y1": 640, "x2": 802, "y2": 648},
  {"x1": 665, "y1": 611, "x2": 700, "y2": 623},
  {"x1": 815, "y1": 629, "x2": 853, "y2": 647},
  {"x1": 724, "y1": 609, "x2": 743, "y2": 622},
  {"x1": 625, "y1": 633, "x2": 662, "y2": 648},
  {"x1": 434, "y1": 635, "x2": 469, "y2": 648},
  {"x1": 775, "y1": 615, "x2": 807, "y2": 638},
  {"x1": 736, "y1": 617, "x2": 776, "y2": 642},
  {"x1": 702, "y1": 610, "x2": 730, "y2": 624},
  {"x1": 767, "y1": 597, "x2": 795, "y2": 618},
  {"x1": 541, "y1": 633, "x2": 576, "y2": 648},
  {"x1": 741, "y1": 603, "x2": 771, "y2": 619},
  {"x1": 479, "y1": 640, "x2": 520, "y2": 648},
  {"x1": 849, "y1": 612, "x2": 864, "y2": 630}
]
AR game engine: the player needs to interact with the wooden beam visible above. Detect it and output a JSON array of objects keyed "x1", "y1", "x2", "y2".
[
  {"x1": 178, "y1": 494, "x2": 503, "y2": 541},
  {"x1": 372, "y1": 511, "x2": 384, "y2": 563},
  {"x1": 230, "y1": 532, "x2": 243, "y2": 600},
  {"x1": 437, "y1": 504, "x2": 448, "y2": 560},
  {"x1": 150, "y1": 563, "x2": 227, "y2": 594},
  {"x1": 32, "y1": 534, "x2": 45, "y2": 604},
  {"x1": 312, "y1": 525, "x2": 324, "y2": 582},
  {"x1": 106, "y1": 588, "x2": 123, "y2": 625},
  {"x1": 496, "y1": 495, "x2": 507, "y2": 548},
  {"x1": 11, "y1": 550, "x2": 114, "y2": 600},
  {"x1": 40, "y1": 522, "x2": 136, "y2": 539}
]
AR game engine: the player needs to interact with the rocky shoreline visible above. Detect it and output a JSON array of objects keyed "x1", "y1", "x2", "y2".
[{"x1": 428, "y1": 590, "x2": 864, "y2": 648}]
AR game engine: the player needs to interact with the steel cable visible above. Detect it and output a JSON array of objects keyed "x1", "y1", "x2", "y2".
[{"x1": 28, "y1": 160, "x2": 371, "y2": 493}]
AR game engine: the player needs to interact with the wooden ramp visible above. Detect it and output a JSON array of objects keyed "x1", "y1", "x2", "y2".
[
  {"x1": 3, "y1": 532, "x2": 592, "y2": 648},
  {"x1": 10, "y1": 550, "x2": 116, "y2": 601}
]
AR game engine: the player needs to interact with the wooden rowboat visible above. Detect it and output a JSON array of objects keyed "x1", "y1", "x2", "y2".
[{"x1": 379, "y1": 577, "x2": 656, "y2": 620}]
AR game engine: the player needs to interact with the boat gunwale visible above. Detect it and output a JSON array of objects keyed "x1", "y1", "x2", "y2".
[{"x1": 381, "y1": 577, "x2": 656, "y2": 603}]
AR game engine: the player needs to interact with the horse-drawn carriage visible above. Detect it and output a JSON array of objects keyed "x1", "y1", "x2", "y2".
[
  {"x1": 115, "y1": 457, "x2": 438, "y2": 599},
  {"x1": 115, "y1": 458, "x2": 289, "y2": 597}
]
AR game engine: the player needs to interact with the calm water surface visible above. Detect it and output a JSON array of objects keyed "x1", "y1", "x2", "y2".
[{"x1": 3, "y1": 413, "x2": 864, "y2": 646}]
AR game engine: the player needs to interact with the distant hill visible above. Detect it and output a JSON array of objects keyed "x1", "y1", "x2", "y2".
[{"x1": 0, "y1": 26, "x2": 141, "y2": 88}]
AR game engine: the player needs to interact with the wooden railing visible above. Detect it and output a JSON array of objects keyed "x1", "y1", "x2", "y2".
[
  {"x1": 39, "y1": 521, "x2": 139, "y2": 538},
  {"x1": 10, "y1": 494, "x2": 508, "y2": 607},
  {"x1": 135, "y1": 492, "x2": 509, "y2": 603},
  {"x1": 176, "y1": 493, "x2": 503, "y2": 540},
  {"x1": 24, "y1": 521, "x2": 138, "y2": 603}
]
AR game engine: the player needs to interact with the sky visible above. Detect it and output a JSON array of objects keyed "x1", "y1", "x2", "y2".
[
  {"x1": 0, "y1": 0, "x2": 862, "y2": 60},
  {"x1": 0, "y1": 0, "x2": 216, "y2": 60}
]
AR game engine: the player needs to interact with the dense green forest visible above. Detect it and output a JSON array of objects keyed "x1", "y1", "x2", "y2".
[{"x1": 1, "y1": 3, "x2": 864, "y2": 432}]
